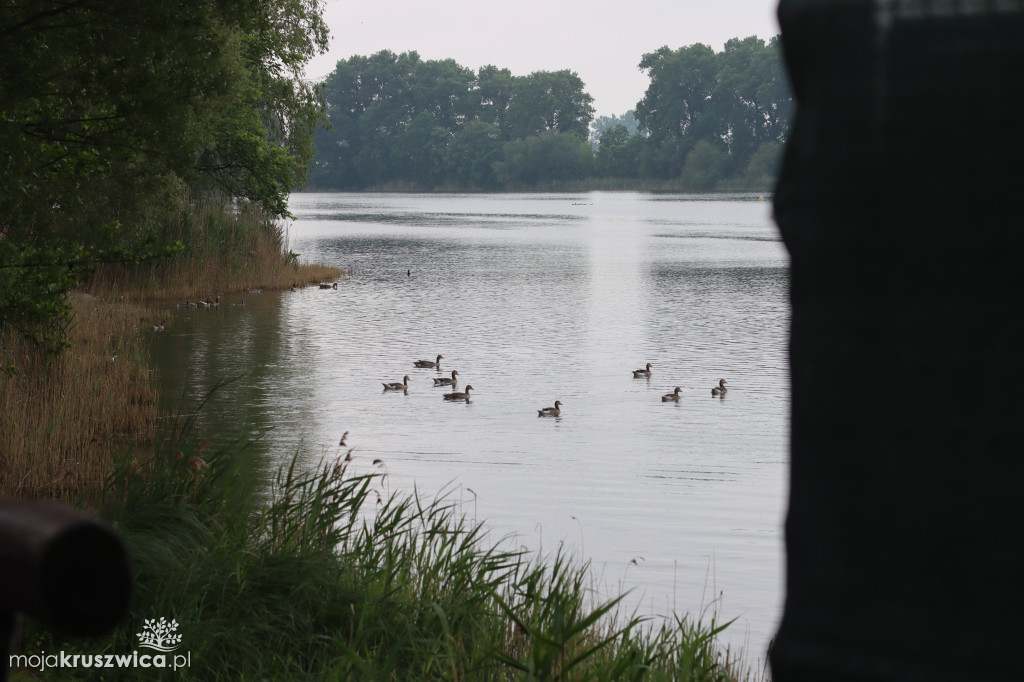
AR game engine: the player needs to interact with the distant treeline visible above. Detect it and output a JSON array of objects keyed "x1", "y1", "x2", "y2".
[{"x1": 311, "y1": 36, "x2": 792, "y2": 191}]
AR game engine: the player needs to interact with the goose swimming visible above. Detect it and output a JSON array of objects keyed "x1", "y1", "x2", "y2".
[
  {"x1": 414, "y1": 354, "x2": 444, "y2": 369},
  {"x1": 433, "y1": 370, "x2": 459, "y2": 386},
  {"x1": 383, "y1": 375, "x2": 412, "y2": 391},
  {"x1": 711, "y1": 379, "x2": 728, "y2": 396},
  {"x1": 443, "y1": 385, "x2": 474, "y2": 401},
  {"x1": 632, "y1": 363, "x2": 653, "y2": 378},
  {"x1": 537, "y1": 400, "x2": 563, "y2": 416},
  {"x1": 662, "y1": 387, "x2": 683, "y2": 401}
]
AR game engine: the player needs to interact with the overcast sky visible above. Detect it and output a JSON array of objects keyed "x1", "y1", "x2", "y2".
[{"x1": 303, "y1": 0, "x2": 781, "y2": 118}]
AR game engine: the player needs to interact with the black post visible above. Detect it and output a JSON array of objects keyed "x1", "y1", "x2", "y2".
[
  {"x1": 771, "y1": 1, "x2": 1024, "y2": 680},
  {"x1": 0, "y1": 498, "x2": 132, "y2": 680}
]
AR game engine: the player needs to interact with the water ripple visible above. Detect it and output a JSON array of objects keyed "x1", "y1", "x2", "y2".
[{"x1": 154, "y1": 192, "x2": 790, "y2": 660}]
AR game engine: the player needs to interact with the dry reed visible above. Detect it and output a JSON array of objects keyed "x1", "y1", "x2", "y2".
[
  {"x1": 0, "y1": 294, "x2": 160, "y2": 500},
  {"x1": 2, "y1": 196, "x2": 344, "y2": 501},
  {"x1": 86, "y1": 197, "x2": 346, "y2": 302}
]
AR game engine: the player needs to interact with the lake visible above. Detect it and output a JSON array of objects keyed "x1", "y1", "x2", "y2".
[{"x1": 150, "y1": 191, "x2": 790, "y2": 663}]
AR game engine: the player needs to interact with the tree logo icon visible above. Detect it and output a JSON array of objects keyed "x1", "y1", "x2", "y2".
[{"x1": 137, "y1": 617, "x2": 183, "y2": 652}]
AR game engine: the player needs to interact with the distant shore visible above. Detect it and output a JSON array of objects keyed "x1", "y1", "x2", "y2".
[{"x1": 302, "y1": 178, "x2": 777, "y2": 194}]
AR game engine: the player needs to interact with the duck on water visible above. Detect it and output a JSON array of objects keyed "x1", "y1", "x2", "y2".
[
  {"x1": 538, "y1": 400, "x2": 563, "y2": 416},
  {"x1": 662, "y1": 387, "x2": 683, "y2": 402},
  {"x1": 632, "y1": 363, "x2": 653, "y2": 378},
  {"x1": 383, "y1": 375, "x2": 412, "y2": 391},
  {"x1": 433, "y1": 370, "x2": 459, "y2": 386},
  {"x1": 443, "y1": 385, "x2": 474, "y2": 401}
]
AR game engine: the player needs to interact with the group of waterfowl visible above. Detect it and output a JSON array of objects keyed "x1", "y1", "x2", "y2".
[
  {"x1": 160, "y1": 282, "x2": 336, "y2": 332},
  {"x1": 175, "y1": 285, "x2": 268, "y2": 311},
  {"x1": 383, "y1": 355, "x2": 475, "y2": 402},
  {"x1": 175, "y1": 295, "x2": 222, "y2": 309},
  {"x1": 632, "y1": 363, "x2": 730, "y2": 400},
  {"x1": 157, "y1": 295, "x2": 226, "y2": 329},
  {"x1": 383, "y1": 355, "x2": 729, "y2": 417}
]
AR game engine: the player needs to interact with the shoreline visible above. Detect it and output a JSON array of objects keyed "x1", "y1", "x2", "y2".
[{"x1": 301, "y1": 179, "x2": 777, "y2": 194}]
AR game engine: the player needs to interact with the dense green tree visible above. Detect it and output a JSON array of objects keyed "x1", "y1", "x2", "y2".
[
  {"x1": 505, "y1": 70, "x2": 595, "y2": 141},
  {"x1": 309, "y1": 38, "x2": 788, "y2": 191},
  {"x1": 635, "y1": 36, "x2": 790, "y2": 182},
  {"x1": 476, "y1": 65, "x2": 515, "y2": 136},
  {"x1": 310, "y1": 54, "x2": 375, "y2": 187},
  {"x1": 313, "y1": 51, "x2": 463, "y2": 187},
  {"x1": 590, "y1": 111, "x2": 640, "y2": 149},
  {"x1": 408, "y1": 58, "x2": 478, "y2": 131},
  {"x1": 0, "y1": 0, "x2": 328, "y2": 352},
  {"x1": 743, "y1": 140, "x2": 785, "y2": 187},
  {"x1": 312, "y1": 54, "x2": 595, "y2": 189},
  {"x1": 636, "y1": 43, "x2": 720, "y2": 177},
  {"x1": 595, "y1": 125, "x2": 642, "y2": 178},
  {"x1": 392, "y1": 112, "x2": 449, "y2": 187},
  {"x1": 713, "y1": 36, "x2": 791, "y2": 176},
  {"x1": 2, "y1": 1, "x2": 237, "y2": 351},
  {"x1": 714, "y1": 37, "x2": 768, "y2": 176},
  {"x1": 680, "y1": 140, "x2": 729, "y2": 189},
  {"x1": 445, "y1": 121, "x2": 504, "y2": 189},
  {"x1": 195, "y1": 0, "x2": 329, "y2": 217},
  {"x1": 495, "y1": 131, "x2": 593, "y2": 185}
]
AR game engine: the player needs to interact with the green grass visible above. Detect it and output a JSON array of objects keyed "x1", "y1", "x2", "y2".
[{"x1": 14, "y1": 416, "x2": 755, "y2": 681}]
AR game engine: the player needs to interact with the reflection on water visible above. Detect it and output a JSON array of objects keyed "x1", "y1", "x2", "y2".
[{"x1": 149, "y1": 191, "x2": 790, "y2": 660}]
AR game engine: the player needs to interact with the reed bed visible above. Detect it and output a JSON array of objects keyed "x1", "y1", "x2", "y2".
[
  {"x1": 0, "y1": 294, "x2": 159, "y2": 500},
  {"x1": 2, "y1": 195, "x2": 343, "y2": 500},
  {"x1": 86, "y1": 196, "x2": 346, "y2": 303},
  {"x1": 17, "y1": 427, "x2": 755, "y2": 681}
]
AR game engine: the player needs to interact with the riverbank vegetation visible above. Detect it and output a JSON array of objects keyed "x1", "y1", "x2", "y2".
[
  {"x1": 0, "y1": 294, "x2": 159, "y2": 500},
  {"x1": 309, "y1": 37, "x2": 790, "y2": 192},
  {"x1": 16, "y1": 433, "x2": 755, "y2": 681},
  {"x1": 1, "y1": 0, "x2": 330, "y2": 355},
  {"x1": 1, "y1": 0, "x2": 340, "y2": 495},
  {"x1": 0, "y1": 203, "x2": 341, "y2": 502},
  {"x1": 84, "y1": 195, "x2": 343, "y2": 304}
]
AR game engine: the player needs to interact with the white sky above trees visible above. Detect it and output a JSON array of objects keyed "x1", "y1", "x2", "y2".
[{"x1": 304, "y1": 0, "x2": 781, "y2": 118}]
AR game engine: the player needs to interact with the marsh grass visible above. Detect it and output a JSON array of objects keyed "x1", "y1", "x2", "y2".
[
  {"x1": 86, "y1": 195, "x2": 346, "y2": 303},
  {"x1": 0, "y1": 293, "x2": 159, "y2": 500},
  {"x1": 15, "y1": 420, "x2": 755, "y2": 681},
  {"x1": 1, "y1": 195, "x2": 343, "y2": 500}
]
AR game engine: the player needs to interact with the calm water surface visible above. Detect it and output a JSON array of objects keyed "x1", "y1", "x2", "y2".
[{"x1": 151, "y1": 191, "x2": 790, "y2": 661}]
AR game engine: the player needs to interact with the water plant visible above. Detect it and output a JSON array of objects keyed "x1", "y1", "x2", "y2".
[
  {"x1": 0, "y1": 294, "x2": 159, "y2": 500},
  {"x1": 85, "y1": 194, "x2": 345, "y2": 303},
  {"x1": 14, "y1": 424, "x2": 754, "y2": 680}
]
